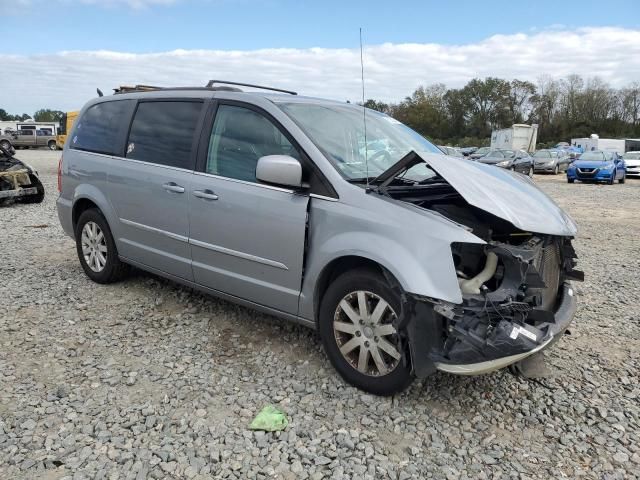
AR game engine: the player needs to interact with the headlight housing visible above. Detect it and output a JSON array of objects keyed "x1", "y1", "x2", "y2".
[
  {"x1": 496, "y1": 160, "x2": 510, "y2": 167},
  {"x1": 599, "y1": 164, "x2": 614, "y2": 172}
]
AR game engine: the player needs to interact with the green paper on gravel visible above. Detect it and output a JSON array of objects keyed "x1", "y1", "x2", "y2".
[{"x1": 249, "y1": 405, "x2": 288, "y2": 432}]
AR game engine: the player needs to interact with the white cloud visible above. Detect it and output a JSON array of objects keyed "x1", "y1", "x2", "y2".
[{"x1": 2, "y1": 26, "x2": 640, "y2": 113}]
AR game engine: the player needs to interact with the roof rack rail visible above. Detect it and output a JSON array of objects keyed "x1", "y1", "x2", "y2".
[
  {"x1": 206, "y1": 80, "x2": 297, "y2": 95},
  {"x1": 114, "y1": 85, "x2": 163, "y2": 94}
]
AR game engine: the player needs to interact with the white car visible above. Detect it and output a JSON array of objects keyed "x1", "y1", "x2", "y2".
[{"x1": 623, "y1": 151, "x2": 640, "y2": 177}]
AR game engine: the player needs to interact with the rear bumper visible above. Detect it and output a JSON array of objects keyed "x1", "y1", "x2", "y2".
[
  {"x1": 56, "y1": 196, "x2": 74, "y2": 238},
  {"x1": 435, "y1": 282, "x2": 577, "y2": 375}
]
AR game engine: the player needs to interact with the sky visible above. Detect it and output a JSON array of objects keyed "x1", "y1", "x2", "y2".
[{"x1": 1, "y1": 0, "x2": 639, "y2": 113}]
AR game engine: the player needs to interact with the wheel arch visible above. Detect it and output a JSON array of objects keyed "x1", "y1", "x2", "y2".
[
  {"x1": 72, "y1": 197, "x2": 100, "y2": 231},
  {"x1": 313, "y1": 255, "x2": 395, "y2": 326},
  {"x1": 71, "y1": 185, "x2": 117, "y2": 236}
]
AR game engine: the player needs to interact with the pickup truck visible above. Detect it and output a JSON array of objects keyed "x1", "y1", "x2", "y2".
[{"x1": 0, "y1": 130, "x2": 57, "y2": 150}]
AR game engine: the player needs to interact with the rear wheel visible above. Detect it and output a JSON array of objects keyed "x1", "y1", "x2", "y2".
[
  {"x1": 318, "y1": 269, "x2": 413, "y2": 396},
  {"x1": 47, "y1": 140, "x2": 57, "y2": 151},
  {"x1": 75, "y1": 209, "x2": 129, "y2": 283}
]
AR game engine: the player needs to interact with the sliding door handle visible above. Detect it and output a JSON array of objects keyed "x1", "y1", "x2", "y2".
[
  {"x1": 162, "y1": 182, "x2": 185, "y2": 194},
  {"x1": 193, "y1": 189, "x2": 219, "y2": 201}
]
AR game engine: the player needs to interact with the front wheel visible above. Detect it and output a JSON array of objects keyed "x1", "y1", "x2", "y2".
[
  {"x1": 567, "y1": 178, "x2": 575, "y2": 183},
  {"x1": 527, "y1": 166, "x2": 534, "y2": 178},
  {"x1": 553, "y1": 164, "x2": 559, "y2": 175},
  {"x1": 0, "y1": 140, "x2": 11, "y2": 150},
  {"x1": 75, "y1": 208, "x2": 129, "y2": 283},
  {"x1": 318, "y1": 268, "x2": 414, "y2": 396},
  {"x1": 619, "y1": 174, "x2": 625, "y2": 184}
]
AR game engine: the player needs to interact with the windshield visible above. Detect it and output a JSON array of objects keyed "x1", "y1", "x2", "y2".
[
  {"x1": 623, "y1": 151, "x2": 640, "y2": 160},
  {"x1": 533, "y1": 151, "x2": 550, "y2": 158},
  {"x1": 475, "y1": 147, "x2": 490, "y2": 155},
  {"x1": 580, "y1": 151, "x2": 607, "y2": 161},
  {"x1": 278, "y1": 102, "x2": 442, "y2": 180}
]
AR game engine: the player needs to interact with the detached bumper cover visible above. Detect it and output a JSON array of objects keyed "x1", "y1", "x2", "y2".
[{"x1": 435, "y1": 282, "x2": 577, "y2": 374}]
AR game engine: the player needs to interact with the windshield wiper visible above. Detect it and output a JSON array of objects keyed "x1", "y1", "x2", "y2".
[{"x1": 346, "y1": 176, "x2": 380, "y2": 184}]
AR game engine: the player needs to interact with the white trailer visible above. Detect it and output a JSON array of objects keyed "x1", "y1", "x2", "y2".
[
  {"x1": 490, "y1": 124, "x2": 538, "y2": 152},
  {"x1": 571, "y1": 135, "x2": 625, "y2": 154}
]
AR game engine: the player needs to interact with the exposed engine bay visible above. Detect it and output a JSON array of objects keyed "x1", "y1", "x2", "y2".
[
  {"x1": 0, "y1": 145, "x2": 45, "y2": 205},
  {"x1": 375, "y1": 166, "x2": 584, "y2": 375}
]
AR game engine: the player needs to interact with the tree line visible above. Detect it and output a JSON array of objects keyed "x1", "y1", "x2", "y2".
[
  {"x1": 364, "y1": 75, "x2": 640, "y2": 147},
  {"x1": 0, "y1": 109, "x2": 64, "y2": 123}
]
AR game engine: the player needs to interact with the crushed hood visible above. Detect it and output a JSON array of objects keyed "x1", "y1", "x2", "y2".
[{"x1": 377, "y1": 151, "x2": 577, "y2": 236}]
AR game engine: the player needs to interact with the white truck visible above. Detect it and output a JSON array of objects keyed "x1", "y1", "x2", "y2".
[
  {"x1": 490, "y1": 124, "x2": 538, "y2": 152},
  {"x1": 571, "y1": 135, "x2": 625, "y2": 154}
]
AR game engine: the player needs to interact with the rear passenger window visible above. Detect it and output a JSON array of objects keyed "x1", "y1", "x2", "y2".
[
  {"x1": 206, "y1": 105, "x2": 300, "y2": 182},
  {"x1": 126, "y1": 101, "x2": 203, "y2": 169},
  {"x1": 72, "y1": 100, "x2": 135, "y2": 155}
]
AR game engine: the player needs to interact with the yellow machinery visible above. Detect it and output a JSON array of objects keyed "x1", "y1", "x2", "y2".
[{"x1": 56, "y1": 111, "x2": 79, "y2": 150}]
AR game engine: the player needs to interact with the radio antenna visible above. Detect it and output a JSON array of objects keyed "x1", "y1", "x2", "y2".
[{"x1": 359, "y1": 27, "x2": 369, "y2": 188}]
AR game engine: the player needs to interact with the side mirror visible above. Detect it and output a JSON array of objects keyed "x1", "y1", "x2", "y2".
[{"x1": 256, "y1": 155, "x2": 303, "y2": 189}]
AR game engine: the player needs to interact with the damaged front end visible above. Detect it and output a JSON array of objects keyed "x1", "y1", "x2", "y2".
[
  {"x1": 0, "y1": 145, "x2": 45, "y2": 205},
  {"x1": 376, "y1": 151, "x2": 584, "y2": 377},
  {"x1": 399, "y1": 234, "x2": 583, "y2": 377},
  {"x1": 433, "y1": 236, "x2": 582, "y2": 374}
]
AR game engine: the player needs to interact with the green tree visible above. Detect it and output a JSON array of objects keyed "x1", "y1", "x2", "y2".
[{"x1": 33, "y1": 109, "x2": 64, "y2": 122}]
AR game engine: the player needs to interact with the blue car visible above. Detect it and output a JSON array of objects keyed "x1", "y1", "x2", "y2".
[{"x1": 567, "y1": 150, "x2": 626, "y2": 184}]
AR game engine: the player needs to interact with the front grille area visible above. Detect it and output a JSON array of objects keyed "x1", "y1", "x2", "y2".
[{"x1": 577, "y1": 167, "x2": 596, "y2": 177}]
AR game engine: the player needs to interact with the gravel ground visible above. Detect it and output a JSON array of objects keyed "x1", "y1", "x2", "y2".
[{"x1": 1, "y1": 150, "x2": 639, "y2": 480}]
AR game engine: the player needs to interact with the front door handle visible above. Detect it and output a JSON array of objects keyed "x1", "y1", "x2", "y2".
[
  {"x1": 193, "y1": 189, "x2": 219, "y2": 201},
  {"x1": 163, "y1": 182, "x2": 185, "y2": 194}
]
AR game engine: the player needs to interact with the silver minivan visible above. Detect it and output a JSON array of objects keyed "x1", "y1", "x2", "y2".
[{"x1": 57, "y1": 81, "x2": 583, "y2": 395}]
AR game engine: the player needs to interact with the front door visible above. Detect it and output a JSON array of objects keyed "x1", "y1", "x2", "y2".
[{"x1": 189, "y1": 103, "x2": 308, "y2": 314}]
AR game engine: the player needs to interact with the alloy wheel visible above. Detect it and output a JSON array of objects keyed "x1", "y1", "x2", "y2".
[
  {"x1": 333, "y1": 290, "x2": 401, "y2": 377},
  {"x1": 81, "y1": 221, "x2": 107, "y2": 272}
]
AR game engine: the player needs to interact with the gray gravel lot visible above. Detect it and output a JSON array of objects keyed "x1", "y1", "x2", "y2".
[{"x1": 1, "y1": 150, "x2": 639, "y2": 480}]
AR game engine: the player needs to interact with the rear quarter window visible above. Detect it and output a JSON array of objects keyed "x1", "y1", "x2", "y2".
[
  {"x1": 125, "y1": 101, "x2": 204, "y2": 170},
  {"x1": 72, "y1": 100, "x2": 136, "y2": 155}
]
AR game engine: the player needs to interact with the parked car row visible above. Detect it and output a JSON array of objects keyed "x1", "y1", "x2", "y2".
[{"x1": 439, "y1": 143, "x2": 638, "y2": 185}]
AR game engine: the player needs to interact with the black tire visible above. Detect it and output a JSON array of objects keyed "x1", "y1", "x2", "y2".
[
  {"x1": 75, "y1": 208, "x2": 129, "y2": 283},
  {"x1": 619, "y1": 174, "x2": 625, "y2": 184},
  {"x1": 0, "y1": 140, "x2": 11, "y2": 150},
  {"x1": 318, "y1": 268, "x2": 414, "y2": 396},
  {"x1": 527, "y1": 166, "x2": 534, "y2": 178},
  {"x1": 553, "y1": 164, "x2": 559, "y2": 175},
  {"x1": 609, "y1": 172, "x2": 615, "y2": 185},
  {"x1": 567, "y1": 178, "x2": 575, "y2": 183},
  {"x1": 47, "y1": 140, "x2": 57, "y2": 151}
]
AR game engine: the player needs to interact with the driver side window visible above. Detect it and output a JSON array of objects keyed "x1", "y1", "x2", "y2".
[{"x1": 206, "y1": 105, "x2": 300, "y2": 182}]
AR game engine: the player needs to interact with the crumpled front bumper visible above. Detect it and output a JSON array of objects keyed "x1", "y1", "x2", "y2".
[{"x1": 434, "y1": 281, "x2": 577, "y2": 375}]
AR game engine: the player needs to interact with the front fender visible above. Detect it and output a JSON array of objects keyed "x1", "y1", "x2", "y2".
[{"x1": 298, "y1": 196, "x2": 485, "y2": 320}]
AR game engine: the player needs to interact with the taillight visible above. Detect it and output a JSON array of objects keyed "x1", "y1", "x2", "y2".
[{"x1": 57, "y1": 155, "x2": 63, "y2": 193}]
